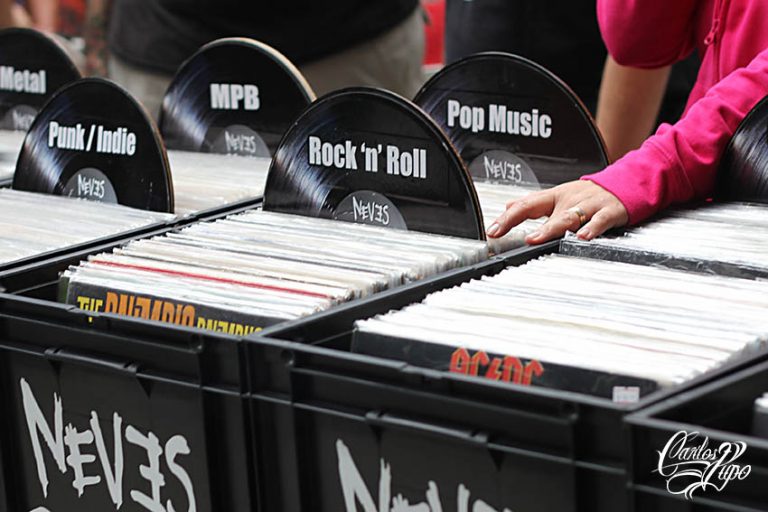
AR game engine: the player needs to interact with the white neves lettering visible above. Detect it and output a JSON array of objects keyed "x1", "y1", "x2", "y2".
[
  {"x1": 21, "y1": 378, "x2": 67, "y2": 498},
  {"x1": 20, "y1": 379, "x2": 197, "y2": 511},
  {"x1": 126, "y1": 426, "x2": 166, "y2": 512},
  {"x1": 336, "y1": 439, "x2": 513, "y2": 512},
  {"x1": 64, "y1": 424, "x2": 101, "y2": 496}
]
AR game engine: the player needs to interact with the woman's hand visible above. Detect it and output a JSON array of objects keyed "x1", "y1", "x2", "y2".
[{"x1": 486, "y1": 180, "x2": 629, "y2": 244}]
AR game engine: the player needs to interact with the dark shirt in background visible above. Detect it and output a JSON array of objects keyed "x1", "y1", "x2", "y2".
[
  {"x1": 445, "y1": 0, "x2": 698, "y2": 122},
  {"x1": 108, "y1": 0, "x2": 419, "y2": 74}
]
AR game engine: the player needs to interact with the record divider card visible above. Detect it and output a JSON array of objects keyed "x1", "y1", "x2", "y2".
[
  {"x1": 262, "y1": 87, "x2": 487, "y2": 240},
  {"x1": 717, "y1": 94, "x2": 768, "y2": 203},
  {"x1": 0, "y1": 27, "x2": 82, "y2": 132},
  {"x1": 0, "y1": 27, "x2": 82, "y2": 185},
  {"x1": 159, "y1": 37, "x2": 315, "y2": 158},
  {"x1": 12, "y1": 78, "x2": 174, "y2": 212},
  {"x1": 413, "y1": 52, "x2": 609, "y2": 188}
]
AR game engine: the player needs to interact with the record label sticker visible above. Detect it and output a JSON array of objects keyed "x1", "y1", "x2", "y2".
[
  {"x1": 13, "y1": 78, "x2": 174, "y2": 212},
  {"x1": 414, "y1": 52, "x2": 608, "y2": 187},
  {"x1": 333, "y1": 190, "x2": 408, "y2": 229},
  {"x1": 467, "y1": 149, "x2": 539, "y2": 188},
  {"x1": 264, "y1": 88, "x2": 485, "y2": 240},
  {"x1": 160, "y1": 38, "x2": 314, "y2": 158},
  {"x1": 0, "y1": 28, "x2": 81, "y2": 131},
  {"x1": 62, "y1": 167, "x2": 118, "y2": 203}
]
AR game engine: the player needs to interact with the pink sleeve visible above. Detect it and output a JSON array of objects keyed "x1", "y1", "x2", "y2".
[
  {"x1": 597, "y1": 0, "x2": 697, "y2": 67},
  {"x1": 583, "y1": 48, "x2": 768, "y2": 224}
]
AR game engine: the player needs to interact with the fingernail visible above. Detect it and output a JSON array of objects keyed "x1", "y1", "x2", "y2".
[
  {"x1": 577, "y1": 227, "x2": 592, "y2": 240},
  {"x1": 486, "y1": 222, "x2": 500, "y2": 237}
]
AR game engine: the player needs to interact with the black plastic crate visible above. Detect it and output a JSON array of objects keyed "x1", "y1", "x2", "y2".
[
  {"x1": 0, "y1": 293, "x2": 256, "y2": 512},
  {"x1": 248, "y1": 241, "x2": 768, "y2": 512},
  {"x1": 626, "y1": 359, "x2": 768, "y2": 512},
  {"x1": 0, "y1": 234, "x2": 537, "y2": 511}
]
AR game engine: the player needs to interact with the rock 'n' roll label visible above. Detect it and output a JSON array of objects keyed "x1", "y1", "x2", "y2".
[
  {"x1": 0, "y1": 65, "x2": 47, "y2": 94},
  {"x1": 446, "y1": 98, "x2": 552, "y2": 138},
  {"x1": 209, "y1": 83, "x2": 260, "y2": 111},
  {"x1": 307, "y1": 135, "x2": 427, "y2": 179},
  {"x1": 47, "y1": 121, "x2": 137, "y2": 156}
]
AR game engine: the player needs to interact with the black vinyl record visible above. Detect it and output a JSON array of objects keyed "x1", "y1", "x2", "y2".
[
  {"x1": 159, "y1": 37, "x2": 315, "y2": 158},
  {"x1": 414, "y1": 52, "x2": 608, "y2": 188},
  {"x1": 13, "y1": 78, "x2": 174, "y2": 212},
  {"x1": 717, "y1": 95, "x2": 768, "y2": 203},
  {"x1": 0, "y1": 28, "x2": 81, "y2": 131},
  {"x1": 263, "y1": 87, "x2": 485, "y2": 240}
]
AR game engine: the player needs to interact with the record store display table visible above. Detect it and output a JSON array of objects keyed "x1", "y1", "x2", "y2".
[{"x1": 1, "y1": 28, "x2": 768, "y2": 512}]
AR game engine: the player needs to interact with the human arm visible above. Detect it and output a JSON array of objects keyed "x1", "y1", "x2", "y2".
[
  {"x1": 489, "y1": 47, "x2": 768, "y2": 243},
  {"x1": 84, "y1": 0, "x2": 112, "y2": 76},
  {"x1": 0, "y1": 0, "x2": 13, "y2": 28},
  {"x1": 25, "y1": 0, "x2": 58, "y2": 32},
  {"x1": 596, "y1": 55, "x2": 672, "y2": 161}
]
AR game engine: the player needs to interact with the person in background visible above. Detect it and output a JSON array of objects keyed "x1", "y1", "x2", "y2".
[
  {"x1": 487, "y1": 0, "x2": 768, "y2": 244},
  {"x1": 84, "y1": 0, "x2": 425, "y2": 120},
  {"x1": 0, "y1": 0, "x2": 58, "y2": 31},
  {"x1": 446, "y1": 0, "x2": 607, "y2": 115},
  {"x1": 445, "y1": 0, "x2": 700, "y2": 163},
  {"x1": 58, "y1": 0, "x2": 84, "y2": 37}
]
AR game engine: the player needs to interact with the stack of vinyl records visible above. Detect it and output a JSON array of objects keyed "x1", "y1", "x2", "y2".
[
  {"x1": 167, "y1": 150, "x2": 270, "y2": 214},
  {"x1": 354, "y1": 254, "x2": 768, "y2": 399},
  {"x1": 0, "y1": 131, "x2": 24, "y2": 182},
  {"x1": 475, "y1": 182, "x2": 546, "y2": 252},
  {"x1": 62, "y1": 210, "x2": 489, "y2": 332},
  {"x1": 0, "y1": 189, "x2": 174, "y2": 265},
  {"x1": 562, "y1": 202, "x2": 768, "y2": 277}
]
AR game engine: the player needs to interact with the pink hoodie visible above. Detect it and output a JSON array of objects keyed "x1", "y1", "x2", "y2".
[{"x1": 583, "y1": 0, "x2": 768, "y2": 224}]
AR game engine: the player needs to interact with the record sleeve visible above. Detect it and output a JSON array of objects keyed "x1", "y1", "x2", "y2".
[{"x1": 63, "y1": 276, "x2": 273, "y2": 335}]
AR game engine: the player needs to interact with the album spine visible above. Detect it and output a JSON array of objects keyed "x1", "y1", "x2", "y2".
[
  {"x1": 64, "y1": 278, "x2": 280, "y2": 336},
  {"x1": 352, "y1": 330, "x2": 661, "y2": 400}
]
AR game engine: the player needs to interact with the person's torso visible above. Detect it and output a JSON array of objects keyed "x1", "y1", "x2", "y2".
[
  {"x1": 687, "y1": 0, "x2": 768, "y2": 109},
  {"x1": 108, "y1": 0, "x2": 418, "y2": 74}
]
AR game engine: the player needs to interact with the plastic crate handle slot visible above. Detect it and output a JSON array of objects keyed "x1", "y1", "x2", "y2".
[
  {"x1": 44, "y1": 346, "x2": 140, "y2": 377},
  {"x1": 365, "y1": 410, "x2": 489, "y2": 446}
]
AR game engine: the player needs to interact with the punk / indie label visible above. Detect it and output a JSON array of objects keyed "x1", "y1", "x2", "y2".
[{"x1": 48, "y1": 121, "x2": 137, "y2": 156}]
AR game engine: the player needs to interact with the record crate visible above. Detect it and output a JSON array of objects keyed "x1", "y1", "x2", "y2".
[
  {"x1": 0, "y1": 235, "x2": 550, "y2": 511},
  {"x1": 0, "y1": 292, "x2": 256, "y2": 512},
  {"x1": 245, "y1": 241, "x2": 768, "y2": 512},
  {"x1": 626, "y1": 359, "x2": 768, "y2": 511}
]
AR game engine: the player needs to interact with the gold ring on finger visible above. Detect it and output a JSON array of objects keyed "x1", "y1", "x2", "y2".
[{"x1": 567, "y1": 206, "x2": 588, "y2": 227}]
